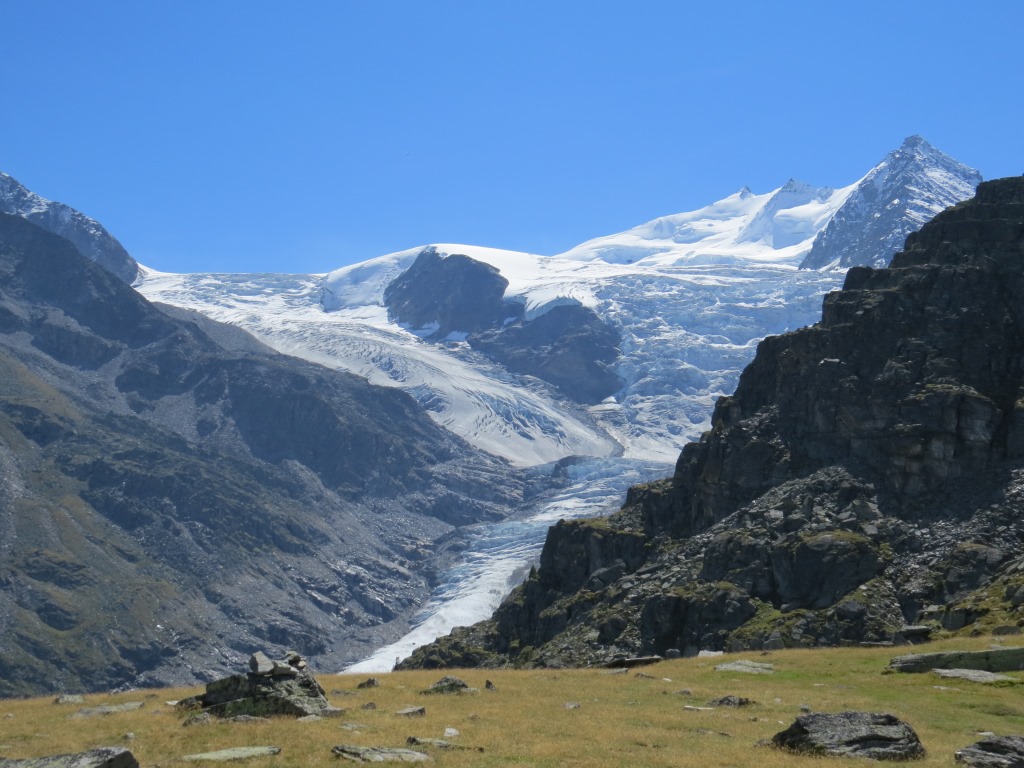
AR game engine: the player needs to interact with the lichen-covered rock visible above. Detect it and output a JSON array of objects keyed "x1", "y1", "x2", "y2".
[
  {"x1": 772, "y1": 711, "x2": 925, "y2": 760},
  {"x1": 331, "y1": 745, "x2": 430, "y2": 763},
  {"x1": 420, "y1": 676, "x2": 468, "y2": 695},
  {"x1": 955, "y1": 735, "x2": 1024, "y2": 767},
  {"x1": 0, "y1": 748, "x2": 138, "y2": 768}
]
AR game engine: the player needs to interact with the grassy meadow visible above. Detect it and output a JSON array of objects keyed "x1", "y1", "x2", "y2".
[{"x1": 0, "y1": 635, "x2": 1021, "y2": 767}]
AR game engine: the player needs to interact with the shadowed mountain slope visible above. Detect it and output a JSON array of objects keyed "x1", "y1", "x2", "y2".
[{"x1": 0, "y1": 213, "x2": 521, "y2": 696}]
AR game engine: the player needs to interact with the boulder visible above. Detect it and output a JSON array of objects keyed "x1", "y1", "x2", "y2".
[
  {"x1": 177, "y1": 651, "x2": 342, "y2": 719},
  {"x1": 934, "y1": 669, "x2": 1016, "y2": 684},
  {"x1": 420, "y1": 676, "x2": 468, "y2": 695},
  {"x1": 771, "y1": 711, "x2": 925, "y2": 760},
  {"x1": 955, "y1": 735, "x2": 1024, "y2": 767},
  {"x1": 708, "y1": 695, "x2": 755, "y2": 707},
  {"x1": 0, "y1": 748, "x2": 138, "y2": 768}
]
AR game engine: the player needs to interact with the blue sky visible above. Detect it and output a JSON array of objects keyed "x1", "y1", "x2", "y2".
[{"x1": 2, "y1": 2, "x2": 1020, "y2": 274}]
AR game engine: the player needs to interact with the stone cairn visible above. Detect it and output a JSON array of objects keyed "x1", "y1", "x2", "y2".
[{"x1": 177, "y1": 650, "x2": 343, "y2": 719}]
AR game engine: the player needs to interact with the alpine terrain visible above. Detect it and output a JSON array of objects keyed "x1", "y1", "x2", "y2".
[
  {"x1": 0, "y1": 136, "x2": 983, "y2": 691},
  {"x1": 401, "y1": 176, "x2": 1024, "y2": 670}
]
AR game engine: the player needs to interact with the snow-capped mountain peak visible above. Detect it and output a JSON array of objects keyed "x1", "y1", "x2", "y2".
[
  {"x1": 800, "y1": 135, "x2": 982, "y2": 269},
  {"x1": 135, "y1": 137, "x2": 982, "y2": 469}
]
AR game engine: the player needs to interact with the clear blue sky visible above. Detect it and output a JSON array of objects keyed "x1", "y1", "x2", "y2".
[{"x1": 2, "y1": 2, "x2": 1020, "y2": 274}]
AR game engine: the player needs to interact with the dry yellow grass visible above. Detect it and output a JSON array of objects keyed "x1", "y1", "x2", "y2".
[{"x1": 1, "y1": 635, "x2": 1022, "y2": 767}]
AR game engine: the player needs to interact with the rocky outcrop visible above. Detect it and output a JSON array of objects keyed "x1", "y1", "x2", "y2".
[
  {"x1": 384, "y1": 247, "x2": 523, "y2": 337},
  {"x1": 400, "y1": 178, "x2": 1024, "y2": 671},
  {"x1": 178, "y1": 652, "x2": 343, "y2": 718},
  {"x1": 771, "y1": 712, "x2": 925, "y2": 760},
  {"x1": 383, "y1": 247, "x2": 623, "y2": 403},
  {"x1": 886, "y1": 647, "x2": 1024, "y2": 674}
]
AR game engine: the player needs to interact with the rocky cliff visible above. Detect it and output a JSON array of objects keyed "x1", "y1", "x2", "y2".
[
  {"x1": 0, "y1": 214, "x2": 522, "y2": 696},
  {"x1": 383, "y1": 246, "x2": 623, "y2": 403},
  {"x1": 401, "y1": 177, "x2": 1024, "y2": 670}
]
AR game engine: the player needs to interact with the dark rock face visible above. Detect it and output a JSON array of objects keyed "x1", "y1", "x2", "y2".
[
  {"x1": 772, "y1": 711, "x2": 926, "y2": 760},
  {"x1": 0, "y1": 214, "x2": 523, "y2": 696},
  {"x1": 399, "y1": 178, "x2": 1024, "y2": 671},
  {"x1": 469, "y1": 303, "x2": 624, "y2": 404},
  {"x1": 383, "y1": 247, "x2": 623, "y2": 403},
  {"x1": 383, "y1": 246, "x2": 522, "y2": 336},
  {"x1": 0, "y1": 171, "x2": 139, "y2": 283}
]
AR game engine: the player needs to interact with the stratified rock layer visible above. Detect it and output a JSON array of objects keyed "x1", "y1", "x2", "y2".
[{"x1": 401, "y1": 178, "x2": 1024, "y2": 670}]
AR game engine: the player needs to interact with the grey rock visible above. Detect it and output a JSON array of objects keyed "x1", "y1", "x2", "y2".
[
  {"x1": 331, "y1": 745, "x2": 430, "y2": 763},
  {"x1": 934, "y1": 669, "x2": 1016, "y2": 684},
  {"x1": 357, "y1": 678, "x2": 380, "y2": 690},
  {"x1": 405, "y1": 738, "x2": 482, "y2": 752},
  {"x1": 184, "y1": 654, "x2": 342, "y2": 718},
  {"x1": 708, "y1": 695, "x2": 755, "y2": 707},
  {"x1": 180, "y1": 747, "x2": 281, "y2": 762},
  {"x1": 420, "y1": 676, "x2": 468, "y2": 695},
  {"x1": 248, "y1": 652, "x2": 273, "y2": 675},
  {"x1": 0, "y1": 748, "x2": 138, "y2": 768},
  {"x1": 888, "y1": 647, "x2": 1024, "y2": 674},
  {"x1": 955, "y1": 735, "x2": 1024, "y2": 767},
  {"x1": 772, "y1": 711, "x2": 925, "y2": 760},
  {"x1": 395, "y1": 707, "x2": 426, "y2": 717},
  {"x1": 714, "y1": 660, "x2": 774, "y2": 675},
  {"x1": 52, "y1": 695, "x2": 85, "y2": 705}
]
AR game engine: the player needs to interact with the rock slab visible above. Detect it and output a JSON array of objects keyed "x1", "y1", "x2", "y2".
[
  {"x1": 955, "y1": 735, "x2": 1024, "y2": 767},
  {"x1": 888, "y1": 647, "x2": 1024, "y2": 674},
  {"x1": 772, "y1": 711, "x2": 925, "y2": 760},
  {"x1": 181, "y1": 747, "x2": 281, "y2": 762},
  {"x1": 0, "y1": 748, "x2": 138, "y2": 768},
  {"x1": 714, "y1": 660, "x2": 774, "y2": 675},
  {"x1": 934, "y1": 669, "x2": 1016, "y2": 684},
  {"x1": 331, "y1": 746, "x2": 430, "y2": 763}
]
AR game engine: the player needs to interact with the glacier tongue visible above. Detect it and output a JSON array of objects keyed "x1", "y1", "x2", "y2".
[{"x1": 344, "y1": 456, "x2": 671, "y2": 673}]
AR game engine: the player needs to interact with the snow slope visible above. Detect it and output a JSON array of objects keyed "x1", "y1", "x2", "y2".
[{"x1": 139, "y1": 178, "x2": 853, "y2": 464}]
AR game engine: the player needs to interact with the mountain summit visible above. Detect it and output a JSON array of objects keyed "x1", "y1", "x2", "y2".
[{"x1": 800, "y1": 135, "x2": 982, "y2": 269}]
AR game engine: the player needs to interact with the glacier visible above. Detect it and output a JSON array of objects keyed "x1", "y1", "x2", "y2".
[{"x1": 134, "y1": 136, "x2": 980, "y2": 669}]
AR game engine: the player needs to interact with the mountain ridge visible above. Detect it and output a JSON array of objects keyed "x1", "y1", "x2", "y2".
[{"x1": 0, "y1": 212, "x2": 522, "y2": 696}]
